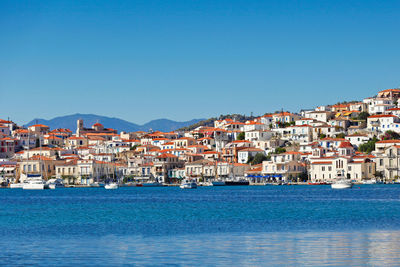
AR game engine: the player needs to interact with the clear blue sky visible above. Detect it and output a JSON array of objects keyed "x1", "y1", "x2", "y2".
[{"x1": 1, "y1": 0, "x2": 400, "y2": 125}]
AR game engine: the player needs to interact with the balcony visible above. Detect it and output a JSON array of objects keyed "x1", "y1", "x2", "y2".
[{"x1": 386, "y1": 166, "x2": 398, "y2": 170}]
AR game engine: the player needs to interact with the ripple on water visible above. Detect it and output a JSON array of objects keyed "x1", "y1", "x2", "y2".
[{"x1": 1, "y1": 185, "x2": 400, "y2": 266}]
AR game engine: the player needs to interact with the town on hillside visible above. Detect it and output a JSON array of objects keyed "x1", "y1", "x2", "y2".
[{"x1": 2, "y1": 88, "x2": 400, "y2": 186}]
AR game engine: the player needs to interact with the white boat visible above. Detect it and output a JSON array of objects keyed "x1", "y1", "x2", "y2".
[
  {"x1": 9, "y1": 182, "x2": 25, "y2": 189},
  {"x1": 105, "y1": 183, "x2": 119, "y2": 190},
  {"x1": 180, "y1": 179, "x2": 197, "y2": 189},
  {"x1": 23, "y1": 175, "x2": 46, "y2": 190},
  {"x1": 46, "y1": 178, "x2": 65, "y2": 189},
  {"x1": 362, "y1": 179, "x2": 376, "y2": 185},
  {"x1": 331, "y1": 179, "x2": 353, "y2": 189},
  {"x1": 89, "y1": 182, "x2": 102, "y2": 187}
]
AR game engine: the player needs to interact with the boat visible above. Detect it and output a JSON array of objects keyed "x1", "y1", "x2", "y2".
[
  {"x1": 308, "y1": 182, "x2": 328, "y2": 185},
  {"x1": 362, "y1": 179, "x2": 376, "y2": 185},
  {"x1": 46, "y1": 178, "x2": 65, "y2": 189},
  {"x1": 105, "y1": 182, "x2": 119, "y2": 190},
  {"x1": 225, "y1": 180, "x2": 249, "y2": 186},
  {"x1": 9, "y1": 182, "x2": 26, "y2": 189},
  {"x1": 211, "y1": 180, "x2": 226, "y2": 186},
  {"x1": 180, "y1": 179, "x2": 197, "y2": 189},
  {"x1": 268, "y1": 182, "x2": 282, "y2": 186},
  {"x1": 331, "y1": 179, "x2": 353, "y2": 189},
  {"x1": 142, "y1": 180, "x2": 164, "y2": 187},
  {"x1": 89, "y1": 182, "x2": 101, "y2": 187},
  {"x1": 23, "y1": 175, "x2": 47, "y2": 190}
]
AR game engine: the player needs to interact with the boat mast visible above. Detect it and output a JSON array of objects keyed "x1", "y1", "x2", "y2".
[{"x1": 39, "y1": 134, "x2": 43, "y2": 179}]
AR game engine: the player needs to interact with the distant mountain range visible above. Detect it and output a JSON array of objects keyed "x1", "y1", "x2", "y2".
[{"x1": 25, "y1": 114, "x2": 205, "y2": 133}]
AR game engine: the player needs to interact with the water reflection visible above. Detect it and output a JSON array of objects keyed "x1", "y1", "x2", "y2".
[{"x1": 2, "y1": 230, "x2": 400, "y2": 266}]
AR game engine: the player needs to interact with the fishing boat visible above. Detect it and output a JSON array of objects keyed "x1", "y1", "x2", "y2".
[
  {"x1": 308, "y1": 182, "x2": 328, "y2": 185},
  {"x1": 46, "y1": 178, "x2": 65, "y2": 189},
  {"x1": 142, "y1": 179, "x2": 164, "y2": 187},
  {"x1": 105, "y1": 182, "x2": 119, "y2": 190},
  {"x1": 225, "y1": 179, "x2": 249, "y2": 186},
  {"x1": 89, "y1": 182, "x2": 102, "y2": 187},
  {"x1": 180, "y1": 179, "x2": 197, "y2": 189},
  {"x1": 331, "y1": 179, "x2": 353, "y2": 189},
  {"x1": 362, "y1": 179, "x2": 376, "y2": 185}
]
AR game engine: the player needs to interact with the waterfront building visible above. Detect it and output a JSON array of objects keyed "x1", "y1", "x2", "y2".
[{"x1": 309, "y1": 142, "x2": 375, "y2": 183}]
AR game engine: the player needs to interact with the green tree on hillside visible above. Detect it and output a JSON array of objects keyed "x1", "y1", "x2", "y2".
[
  {"x1": 251, "y1": 153, "x2": 269, "y2": 165},
  {"x1": 336, "y1": 133, "x2": 346, "y2": 139},
  {"x1": 236, "y1": 132, "x2": 245, "y2": 140},
  {"x1": 356, "y1": 112, "x2": 370, "y2": 121},
  {"x1": 358, "y1": 137, "x2": 378, "y2": 154},
  {"x1": 274, "y1": 147, "x2": 286, "y2": 154}
]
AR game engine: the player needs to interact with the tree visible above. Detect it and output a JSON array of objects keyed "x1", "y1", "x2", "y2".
[
  {"x1": 382, "y1": 130, "x2": 400, "y2": 140},
  {"x1": 358, "y1": 137, "x2": 378, "y2": 154},
  {"x1": 237, "y1": 132, "x2": 245, "y2": 140},
  {"x1": 336, "y1": 133, "x2": 346, "y2": 139},
  {"x1": 274, "y1": 147, "x2": 286, "y2": 154},
  {"x1": 299, "y1": 171, "x2": 308, "y2": 182},
  {"x1": 130, "y1": 144, "x2": 140, "y2": 151},
  {"x1": 318, "y1": 133, "x2": 326, "y2": 139},
  {"x1": 251, "y1": 153, "x2": 269, "y2": 165},
  {"x1": 357, "y1": 112, "x2": 370, "y2": 121}
]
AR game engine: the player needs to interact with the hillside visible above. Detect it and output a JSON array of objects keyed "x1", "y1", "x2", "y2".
[{"x1": 26, "y1": 114, "x2": 204, "y2": 133}]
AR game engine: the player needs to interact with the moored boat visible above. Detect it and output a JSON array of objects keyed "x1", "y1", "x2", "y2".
[
  {"x1": 331, "y1": 179, "x2": 353, "y2": 189},
  {"x1": 362, "y1": 179, "x2": 376, "y2": 185},
  {"x1": 46, "y1": 178, "x2": 65, "y2": 189},
  {"x1": 225, "y1": 180, "x2": 249, "y2": 186},
  {"x1": 105, "y1": 183, "x2": 119, "y2": 190},
  {"x1": 211, "y1": 180, "x2": 225, "y2": 186},
  {"x1": 89, "y1": 182, "x2": 102, "y2": 187},
  {"x1": 308, "y1": 182, "x2": 328, "y2": 185},
  {"x1": 9, "y1": 182, "x2": 25, "y2": 189},
  {"x1": 142, "y1": 181, "x2": 164, "y2": 187},
  {"x1": 180, "y1": 179, "x2": 197, "y2": 189},
  {"x1": 23, "y1": 175, "x2": 46, "y2": 190}
]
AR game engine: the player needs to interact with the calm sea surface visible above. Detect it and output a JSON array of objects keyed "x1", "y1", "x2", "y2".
[{"x1": 1, "y1": 185, "x2": 400, "y2": 266}]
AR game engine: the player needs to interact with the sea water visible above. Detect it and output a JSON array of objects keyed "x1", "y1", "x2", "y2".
[{"x1": 1, "y1": 185, "x2": 400, "y2": 266}]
